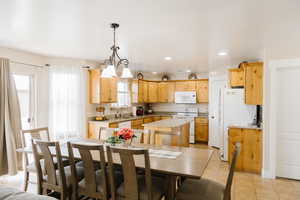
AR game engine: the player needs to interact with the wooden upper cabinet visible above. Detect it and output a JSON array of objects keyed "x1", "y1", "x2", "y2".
[
  {"x1": 142, "y1": 81, "x2": 149, "y2": 103},
  {"x1": 244, "y1": 62, "x2": 263, "y2": 105},
  {"x1": 158, "y1": 82, "x2": 175, "y2": 103},
  {"x1": 89, "y1": 69, "x2": 117, "y2": 104},
  {"x1": 196, "y1": 79, "x2": 209, "y2": 103},
  {"x1": 148, "y1": 81, "x2": 158, "y2": 103},
  {"x1": 229, "y1": 68, "x2": 244, "y2": 88},
  {"x1": 89, "y1": 69, "x2": 101, "y2": 104},
  {"x1": 175, "y1": 81, "x2": 196, "y2": 91},
  {"x1": 100, "y1": 77, "x2": 117, "y2": 103}
]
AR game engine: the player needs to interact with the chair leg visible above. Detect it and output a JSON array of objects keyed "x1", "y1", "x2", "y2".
[{"x1": 23, "y1": 170, "x2": 29, "y2": 191}]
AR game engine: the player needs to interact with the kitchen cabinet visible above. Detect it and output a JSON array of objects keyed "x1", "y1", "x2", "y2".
[
  {"x1": 153, "y1": 116, "x2": 161, "y2": 121},
  {"x1": 175, "y1": 81, "x2": 196, "y2": 91},
  {"x1": 228, "y1": 128, "x2": 262, "y2": 173},
  {"x1": 196, "y1": 79, "x2": 209, "y2": 103},
  {"x1": 195, "y1": 117, "x2": 208, "y2": 142},
  {"x1": 89, "y1": 69, "x2": 117, "y2": 104},
  {"x1": 158, "y1": 82, "x2": 175, "y2": 103},
  {"x1": 143, "y1": 117, "x2": 153, "y2": 124},
  {"x1": 148, "y1": 81, "x2": 158, "y2": 103},
  {"x1": 142, "y1": 81, "x2": 149, "y2": 103},
  {"x1": 109, "y1": 122, "x2": 119, "y2": 128},
  {"x1": 88, "y1": 122, "x2": 102, "y2": 139},
  {"x1": 131, "y1": 119, "x2": 144, "y2": 130},
  {"x1": 89, "y1": 69, "x2": 101, "y2": 104},
  {"x1": 244, "y1": 62, "x2": 263, "y2": 105},
  {"x1": 161, "y1": 116, "x2": 172, "y2": 120},
  {"x1": 229, "y1": 68, "x2": 244, "y2": 88}
]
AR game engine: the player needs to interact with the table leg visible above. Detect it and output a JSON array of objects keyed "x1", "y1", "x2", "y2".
[{"x1": 166, "y1": 175, "x2": 177, "y2": 200}]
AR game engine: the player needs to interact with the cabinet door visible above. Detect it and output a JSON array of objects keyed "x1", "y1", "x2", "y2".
[
  {"x1": 142, "y1": 81, "x2": 149, "y2": 103},
  {"x1": 229, "y1": 68, "x2": 244, "y2": 88},
  {"x1": 148, "y1": 82, "x2": 158, "y2": 103},
  {"x1": 100, "y1": 78, "x2": 111, "y2": 103},
  {"x1": 153, "y1": 116, "x2": 161, "y2": 121},
  {"x1": 138, "y1": 80, "x2": 144, "y2": 103},
  {"x1": 228, "y1": 128, "x2": 243, "y2": 171},
  {"x1": 196, "y1": 80, "x2": 209, "y2": 103},
  {"x1": 109, "y1": 123, "x2": 119, "y2": 128},
  {"x1": 175, "y1": 81, "x2": 196, "y2": 91},
  {"x1": 143, "y1": 117, "x2": 153, "y2": 124},
  {"x1": 158, "y1": 82, "x2": 168, "y2": 102},
  {"x1": 161, "y1": 116, "x2": 171, "y2": 120},
  {"x1": 88, "y1": 123, "x2": 102, "y2": 139},
  {"x1": 245, "y1": 62, "x2": 263, "y2": 105},
  {"x1": 109, "y1": 78, "x2": 117, "y2": 103},
  {"x1": 195, "y1": 117, "x2": 208, "y2": 142},
  {"x1": 167, "y1": 82, "x2": 175, "y2": 102},
  {"x1": 243, "y1": 129, "x2": 262, "y2": 173},
  {"x1": 89, "y1": 69, "x2": 100, "y2": 104}
]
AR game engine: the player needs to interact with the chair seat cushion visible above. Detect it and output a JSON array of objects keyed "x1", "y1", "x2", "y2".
[
  {"x1": 176, "y1": 178, "x2": 225, "y2": 200},
  {"x1": 116, "y1": 175, "x2": 166, "y2": 200},
  {"x1": 26, "y1": 158, "x2": 69, "y2": 173},
  {"x1": 78, "y1": 168, "x2": 123, "y2": 194}
]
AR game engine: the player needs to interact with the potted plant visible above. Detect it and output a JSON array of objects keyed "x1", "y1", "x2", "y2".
[{"x1": 106, "y1": 128, "x2": 136, "y2": 146}]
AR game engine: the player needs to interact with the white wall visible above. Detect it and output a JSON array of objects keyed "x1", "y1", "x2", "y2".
[{"x1": 0, "y1": 47, "x2": 101, "y2": 134}]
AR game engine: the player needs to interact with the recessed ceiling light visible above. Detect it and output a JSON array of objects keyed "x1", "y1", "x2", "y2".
[
  {"x1": 152, "y1": 71, "x2": 157, "y2": 74},
  {"x1": 164, "y1": 57, "x2": 172, "y2": 61},
  {"x1": 218, "y1": 51, "x2": 228, "y2": 56},
  {"x1": 186, "y1": 69, "x2": 191, "y2": 73}
]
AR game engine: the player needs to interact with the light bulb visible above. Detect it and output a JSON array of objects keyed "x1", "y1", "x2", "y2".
[{"x1": 121, "y1": 67, "x2": 133, "y2": 78}]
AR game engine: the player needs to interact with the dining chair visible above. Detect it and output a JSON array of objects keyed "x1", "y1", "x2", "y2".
[
  {"x1": 21, "y1": 127, "x2": 69, "y2": 192},
  {"x1": 21, "y1": 127, "x2": 50, "y2": 191},
  {"x1": 176, "y1": 143, "x2": 241, "y2": 200},
  {"x1": 106, "y1": 146, "x2": 167, "y2": 200},
  {"x1": 67, "y1": 142, "x2": 122, "y2": 200},
  {"x1": 32, "y1": 140, "x2": 84, "y2": 200}
]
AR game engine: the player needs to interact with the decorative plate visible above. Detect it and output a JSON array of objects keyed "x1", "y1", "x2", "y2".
[
  {"x1": 162, "y1": 74, "x2": 170, "y2": 81},
  {"x1": 137, "y1": 72, "x2": 144, "y2": 80}
]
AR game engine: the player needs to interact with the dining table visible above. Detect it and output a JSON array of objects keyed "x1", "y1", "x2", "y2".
[{"x1": 17, "y1": 138, "x2": 213, "y2": 200}]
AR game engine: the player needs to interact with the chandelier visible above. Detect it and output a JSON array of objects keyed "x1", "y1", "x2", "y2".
[{"x1": 101, "y1": 23, "x2": 133, "y2": 78}]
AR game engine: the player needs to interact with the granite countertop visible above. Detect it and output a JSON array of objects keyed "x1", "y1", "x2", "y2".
[
  {"x1": 143, "y1": 118, "x2": 192, "y2": 128},
  {"x1": 89, "y1": 112, "x2": 208, "y2": 124},
  {"x1": 228, "y1": 125, "x2": 262, "y2": 130}
]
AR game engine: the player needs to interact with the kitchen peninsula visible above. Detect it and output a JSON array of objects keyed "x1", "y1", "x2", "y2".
[{"x1": 143, "y1": 118, "x2": 191, "y2": 147}]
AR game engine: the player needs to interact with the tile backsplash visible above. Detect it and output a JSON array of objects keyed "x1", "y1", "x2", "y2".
[{"x1": 151, "y1": 103, "x2": 208, "y2": 113}]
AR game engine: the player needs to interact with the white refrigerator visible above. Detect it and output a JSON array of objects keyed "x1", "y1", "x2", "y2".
[{"x1": 220, "y1": 88, "x2": 256, "y2": 161}]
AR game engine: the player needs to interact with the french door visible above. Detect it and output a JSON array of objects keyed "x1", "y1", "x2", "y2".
[{"x1": 13, "y1": 74, "x2": 36, "y2": 129}]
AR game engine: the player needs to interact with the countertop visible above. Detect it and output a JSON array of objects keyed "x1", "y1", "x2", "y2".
[
  {"x1": 143, "y1": 118, "x2": 192, "y2": 128},
  {"x1": 89, "y1": 112, "x2": 208, "y2": 124},
  {"x1": 228, "y1": 125, "x2": 262, "y2": 130}
]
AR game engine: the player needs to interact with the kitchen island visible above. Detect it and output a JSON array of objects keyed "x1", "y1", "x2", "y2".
[{"x1": 143, "y1": 118, "x2": 191, "y2": 147}]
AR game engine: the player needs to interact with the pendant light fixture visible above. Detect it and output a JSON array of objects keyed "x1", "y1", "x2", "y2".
[{"x1": 101, "y1": 23, "x2": 133, "y2": 78}]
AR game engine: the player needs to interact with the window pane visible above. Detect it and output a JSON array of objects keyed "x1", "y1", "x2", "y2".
[{"x1": 14, "y1": 75, "x2": 30, "y2": 90}]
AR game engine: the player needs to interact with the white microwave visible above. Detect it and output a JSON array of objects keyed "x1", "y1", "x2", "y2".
[{"x1": 174, "y1": 91, "x2": 197, "y2": 104}]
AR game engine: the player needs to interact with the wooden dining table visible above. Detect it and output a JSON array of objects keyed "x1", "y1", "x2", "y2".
[{"x1": 17, "y1": 138, "x2": 213, "y2": 200}]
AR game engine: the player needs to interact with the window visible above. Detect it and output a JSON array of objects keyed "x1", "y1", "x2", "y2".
[{"x1": 113, "y1": 80, "x2": 131, "y2": 107}]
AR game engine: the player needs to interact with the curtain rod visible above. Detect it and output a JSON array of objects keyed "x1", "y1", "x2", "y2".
[{"x1": 10, "y1": 61, "x2": 50, "y2": 69}]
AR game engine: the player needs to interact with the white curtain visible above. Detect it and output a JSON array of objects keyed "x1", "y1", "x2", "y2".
[{"x1": 49, "y1": 65, "x2": 86, "y2": 140}]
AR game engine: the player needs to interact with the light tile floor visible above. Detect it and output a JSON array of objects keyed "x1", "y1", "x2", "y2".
[{"x1": 0, "y1": 144, "x2": 299, "y2": 200}]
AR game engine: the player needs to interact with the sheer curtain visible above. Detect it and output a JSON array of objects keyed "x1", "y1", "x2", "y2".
[{"x1": 49, "y1": 65, "x2": 85, "y2": 140}]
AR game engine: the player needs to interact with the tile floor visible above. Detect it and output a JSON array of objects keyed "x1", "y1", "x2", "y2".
[{"x1": 0, "y1": 144, "x2": 299, "y2": 200}]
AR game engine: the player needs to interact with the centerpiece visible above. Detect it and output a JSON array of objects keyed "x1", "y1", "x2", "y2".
[{"x1": 105, "y1": 128, "x2": 136, "y2": 146}]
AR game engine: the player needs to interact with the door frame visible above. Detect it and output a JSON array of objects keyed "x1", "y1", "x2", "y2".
[
  {"x1": 13, "y1": 72, "x2": 37, "y2": 129},
  {"x1": 268, "y1": 58, "x2": 300, "y2": 179}
]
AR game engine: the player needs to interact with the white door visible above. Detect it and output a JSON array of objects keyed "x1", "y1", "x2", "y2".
[
  {"x1": 209, "y1": 78, "x2": 226, "y2": 148},
  {"x1": 13, "y1": 74, "x2": 36, "y2": 129},
  {"x1": 276, "y1": 66, "x2": 300, "y2": 180}
]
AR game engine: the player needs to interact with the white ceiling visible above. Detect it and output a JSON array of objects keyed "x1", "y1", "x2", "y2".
[{"x1": 0, "y1": 0, "x2": 270, "y2": 73}]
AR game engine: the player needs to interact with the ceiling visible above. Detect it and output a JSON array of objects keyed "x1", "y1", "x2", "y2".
[{"x1": 0, "y1": 0, "x2": 268, "y2": 73}]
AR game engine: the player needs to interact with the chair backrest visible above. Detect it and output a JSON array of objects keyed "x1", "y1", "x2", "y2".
[
  {"x1": 67, "y1": 142, "x2": 108, "y2": 199},
  {"x1": 107, "y1": 146, "x2": 152, "y2": 200},
  {"x1": 31, "y1": 139, "x2": 44, "y2": 194},
  {"x1": 224, "y1": 142, "x2": 241, "y2": 200},
  {"x1": 35, "y1": 141, "x2": 67, "y2": 189},
  {"x1": 21, "y1": 127, "x2": 50, "y2": 165}
]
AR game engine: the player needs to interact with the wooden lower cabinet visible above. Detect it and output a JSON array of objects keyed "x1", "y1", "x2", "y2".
[
  {"x1": 195, "y1": 117, "x2": 209, "y2": 142},
  {"x1": 161, "y1": 116, "x2": 172, "y2": 120},
  {"x1": 109, "y1": 122, "x2": 119, "y2": 128},
  {"x1": 228, "y1": 128, "x2": 262, "y2": 173},
  {"x1": 88, "y1": 122, "x2": 101, "y2": 139}
]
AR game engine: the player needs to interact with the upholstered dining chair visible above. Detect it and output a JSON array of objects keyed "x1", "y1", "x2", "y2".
[
  {"x1": 21, "y1": 127, "x2": 50, "y2": 191},
  {"x1": 176, "y1": 143, "x2": 241, "y2": 200},
  {"x1": 67, "y1": 142, "x2": 123, "y2": 200},
  {"x1": 32, "y1": 140, "x2": 84, "y2": 200},
  {"x1": 106, "y1": 146, "x2": 167, "y2": 200}
]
